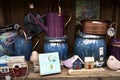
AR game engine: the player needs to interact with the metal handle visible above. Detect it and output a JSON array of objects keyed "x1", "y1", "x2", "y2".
[
  {"x1": 64, "y1": 12, "x2": 72, "y2": 27},
  {"x1": 32, "y1": 38, "x2": 40, "y2": 50},
  {"x1": 21, "y1": 29, "x2": 28, "y2": 43}
]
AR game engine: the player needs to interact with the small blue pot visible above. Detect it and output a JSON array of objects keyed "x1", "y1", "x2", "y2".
[{"x1": 44, "y1": 36, "x2": 68, "y2": 60}]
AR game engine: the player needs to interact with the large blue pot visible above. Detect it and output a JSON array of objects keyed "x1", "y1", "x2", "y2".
[
  {"x1": 74, "y1": 31, "x2": 107, "y2": 67},
  {"x1": 44, "y1": 36, "x2": 68, "y2": 60}
]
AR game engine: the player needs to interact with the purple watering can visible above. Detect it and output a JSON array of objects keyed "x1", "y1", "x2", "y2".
[{"x1": 29, "y1": 11, "x2": 71, "y2": 37}]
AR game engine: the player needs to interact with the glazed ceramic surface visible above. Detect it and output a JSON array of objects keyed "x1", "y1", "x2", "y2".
[
  {"x1": 0, "y1": 31, "x2": 17, "y2": 56},
  {"x1": 44, "y1": 36, "x2": 68, "y2": 60},
  {"x1": 109, "y1": 38, "x2": 120, "y2": 61},
  {"x1": 74, "y1": 31, "x2": 107, "y2": 67}
]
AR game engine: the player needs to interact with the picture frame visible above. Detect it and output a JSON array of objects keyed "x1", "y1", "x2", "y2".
[
  {"x1": 75, "y1": 0, "x2": 100, "y2": 21},
  {"x1": 39, "y1": 52, "x2": 61, "y2": 76}
]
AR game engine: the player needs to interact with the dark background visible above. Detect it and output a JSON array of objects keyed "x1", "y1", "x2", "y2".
[{"x1": 0, "y1": 0, "x2": 120, "y2": 56}]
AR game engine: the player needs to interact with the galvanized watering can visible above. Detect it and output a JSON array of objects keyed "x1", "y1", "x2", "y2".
[{"x1": 0, "y1": 30, "x2": 38, "y2": 60}]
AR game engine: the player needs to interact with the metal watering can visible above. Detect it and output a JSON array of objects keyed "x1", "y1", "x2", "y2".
[
  {"x1": 0, "y1": 30, "x2": 38, "y2": 61},
  {"x1": 29, "y1": 6, "x2": 71, "y2": 37}
]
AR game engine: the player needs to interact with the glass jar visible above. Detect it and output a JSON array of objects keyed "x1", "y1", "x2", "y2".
[
  {"x1": 74, "y1": 30, "x2": 107, "y2": 67},
  {"x1": 44, "y1": 36, "x2": 68, "y2": 60}
]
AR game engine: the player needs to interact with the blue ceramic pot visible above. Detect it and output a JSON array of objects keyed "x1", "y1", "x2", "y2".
[
  {"x1": 74, "y1": 31, "x2": 107, "y2": 67},
  {"x1": 44, "y1": 36, "x2": 68, "y2": 60}
]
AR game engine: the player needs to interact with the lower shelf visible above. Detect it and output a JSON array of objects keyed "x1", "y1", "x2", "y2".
[{"x1": 22, "y1": 62, "x2": 120, "y2": 80}]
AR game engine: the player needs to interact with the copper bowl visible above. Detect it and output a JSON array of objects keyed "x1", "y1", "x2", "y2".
[{"x1": 81, "y1": 20, "x2": 110, "y2": 34}]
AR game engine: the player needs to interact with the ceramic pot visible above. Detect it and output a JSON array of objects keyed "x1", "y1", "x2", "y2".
[
  {"x1": 109, "y1": 38, "x2": 120, "y2": 61},
  {"x1": 44, "y1": 36, "x2": 68, "y2": 60},
  {"x1": 74, "y1": 30, "x2": 107, "y2": 67}
]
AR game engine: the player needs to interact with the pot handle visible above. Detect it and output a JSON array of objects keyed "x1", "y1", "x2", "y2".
[{"x1": 110, "y1": 22, "x2": 117, "y2": 28}]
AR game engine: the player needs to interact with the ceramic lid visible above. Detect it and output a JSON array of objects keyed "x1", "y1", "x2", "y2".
[{"x1": 111, "y1": 38, "x2": 120, "y2": 45}]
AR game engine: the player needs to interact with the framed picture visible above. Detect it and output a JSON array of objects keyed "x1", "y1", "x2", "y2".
[
  {"x1": 76, "y1": 0, "x2": 100, "y2": 20},
  {"x1": 39, "y1": 52, "x2": 61, "y2": 76}
]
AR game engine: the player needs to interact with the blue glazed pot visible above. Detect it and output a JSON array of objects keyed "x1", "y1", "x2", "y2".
[
  {"x1": 0, "y1": 30, "x2": 33, "y2": 61},
  {"x1": 44, "y1": 36, "x2": 68, "y2": 60},
  {"x1": 0, "y1": 31, "x2": 17, "y2": 56},
  {"x1": 74, "y1": 31, "x2": 107, "y2": 67}
]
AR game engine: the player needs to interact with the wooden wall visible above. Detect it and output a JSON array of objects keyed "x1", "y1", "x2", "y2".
[
  {"x1": 0, "y1": 0, "x2": 5, "y2": 25},
  {"x1": 100, "y1": 0, "x2": 120, "y2": 38},
  {"x1": 0, "y1": 0, "x2": 120, "y2": 56}
]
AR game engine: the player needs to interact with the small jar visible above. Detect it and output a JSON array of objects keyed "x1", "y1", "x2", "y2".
[
  {"x1": 109, "y1": 38, "x2": 120, "y2": 61},
  {"x1": 74, "y1": 30, "x2": 107, "y2": 67},
  {"x1": 44, "y1": 36, "x2": 68, "y2": 60}
]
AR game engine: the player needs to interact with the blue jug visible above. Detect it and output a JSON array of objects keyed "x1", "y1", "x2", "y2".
[{"x1": 0, "y1": 30, "x2": 35, "y2": 61}]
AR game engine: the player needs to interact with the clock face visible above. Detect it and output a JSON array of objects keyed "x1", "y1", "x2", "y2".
[{"x1": 107, "y1": 27, "x2": 115, "y2": 37}]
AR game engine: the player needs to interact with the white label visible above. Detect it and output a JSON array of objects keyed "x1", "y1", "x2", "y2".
[
  {"x1": 100, "y1": 57, "x2": 103, "y2": 61},
  {"x1": 0, "y1": 67, "x2": 9, "y2": 73},
  {"x1": 84, "y1": 57, "x2": 94, "y2": 62},
  {"x1": 99, "y1": 47, "x2": 104, "y2": 55}
]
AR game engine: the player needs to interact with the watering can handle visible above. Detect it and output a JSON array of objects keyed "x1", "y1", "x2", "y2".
[
  {"x1": 32, "y1": 38, "x2": 40, "y2": 50},
  {"x1": 49, "y1": 0, "x2": 72, "y2": 27},
  {"x1": 58, "y1": 2, "x2": 72, "y2": 27},
  {"x1": 21, "y1": 29, "x2": 40, "y2": 49},
  {"x1": 21, "y1": 29, "x2": 28, "y2": 43},
  {"x1": 64, "y1": 12, "x2": 72, "y2": 27}
]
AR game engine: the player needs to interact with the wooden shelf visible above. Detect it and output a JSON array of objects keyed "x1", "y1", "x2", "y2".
[{"x1": 17, "y1": 62, "x2": 120, "y2": 80}]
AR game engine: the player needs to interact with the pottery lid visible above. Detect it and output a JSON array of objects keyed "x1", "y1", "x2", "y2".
[
  {"x1": 45, "y1": 35, "x2": 67, "y2": 42},
  {"x1": 111, "y1": 38, "x2": 120, "y2": 45}
]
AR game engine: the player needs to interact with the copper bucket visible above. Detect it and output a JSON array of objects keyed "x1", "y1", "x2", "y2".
[{"x1": 81, "y1": 20, "x2": 110, "y2": 34}]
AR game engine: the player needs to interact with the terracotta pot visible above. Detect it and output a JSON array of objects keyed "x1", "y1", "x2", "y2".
[{"x1": 81, "y1": 20, "x2": 110, "y2": 34}]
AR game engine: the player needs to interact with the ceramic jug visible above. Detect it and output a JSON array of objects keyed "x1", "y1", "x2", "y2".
[{"x1": 0, "y1": 30, "x2": 38, "y2": 60}]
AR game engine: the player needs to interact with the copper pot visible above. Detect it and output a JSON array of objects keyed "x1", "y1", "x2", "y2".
[{"x1": 81, "y1": 20, "x2": 110, "y2": 34}]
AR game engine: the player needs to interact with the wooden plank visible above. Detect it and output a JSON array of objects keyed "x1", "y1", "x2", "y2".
[
  {"x1": 68, "y1": 68, "x2": 106, "y2": 76},
  {"x1": 0, "y1": 0, "x2": 5, "y2": 25},
  {"x1": 13, "y1": 62, "x2": 120, "y2": 80}
]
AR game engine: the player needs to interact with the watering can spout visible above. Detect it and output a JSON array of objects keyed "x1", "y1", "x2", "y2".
[{"x1": 29, "y1": 13, "x2": 48, "y2": 32}]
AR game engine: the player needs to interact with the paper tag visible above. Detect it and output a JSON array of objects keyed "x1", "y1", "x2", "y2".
[
  {"x1": 99, "y1": 47, "x2": 104, "y2": 55},
  {"x1": 100, "y1": 57, "x2": 103, "y2": 61}
]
